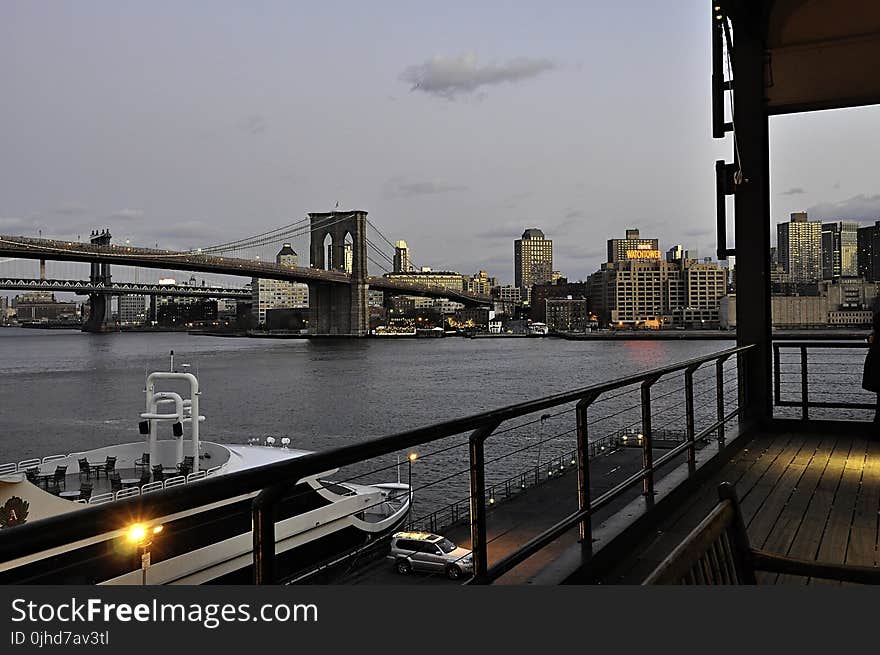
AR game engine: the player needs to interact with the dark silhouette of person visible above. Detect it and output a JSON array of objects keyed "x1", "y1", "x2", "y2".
[{"x1": 862, "y1": 311, "x2": 880, "y2": 422}]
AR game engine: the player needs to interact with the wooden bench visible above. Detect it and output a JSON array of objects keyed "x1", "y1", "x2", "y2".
[{"x1": 643, "y1": 482, "x2": 880, "y2": 585}]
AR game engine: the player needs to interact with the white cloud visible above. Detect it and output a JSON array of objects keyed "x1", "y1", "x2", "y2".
[{"x1": 400, "y1": 52, "x2": 556, "y2": 99}]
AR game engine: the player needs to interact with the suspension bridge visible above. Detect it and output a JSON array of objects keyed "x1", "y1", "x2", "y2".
[{"x1": 0, "y1": 210, "x2": 493, "y2": 335}]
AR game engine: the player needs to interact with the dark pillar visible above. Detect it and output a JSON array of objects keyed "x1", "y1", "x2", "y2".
[
  {"x1": 731, "y1": 4, "x2": 771, "y2": 423},
  {"x1": 82, "y1": 229, "x2": 115, "y2": 333}
]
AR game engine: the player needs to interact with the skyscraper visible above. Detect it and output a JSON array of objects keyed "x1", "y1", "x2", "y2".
[
  {"x1": 822, "y1": 221, "x2": 859, "y2": 279},
  {"x1": 858, "y1": 221, "x2": 880, "y2": 282},
  {"x1": 777, "y1": 212, "x2": 822, "y2": 283},
  {"x1": 514, "y1": 228, "x2": 553, "y2": 303},
  {"x1": 393, "y1": 240, "x2": 411, "y2": 273},
  {"x1": 607, "y1": 229, "x2": 660, "y2": 263}
]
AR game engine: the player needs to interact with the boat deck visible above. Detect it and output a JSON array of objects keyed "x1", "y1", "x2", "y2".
[
  {"x1": 601, "y1": 428, "x2": 880, "y2": 584},
  {"x1": 33, "y1": 466, "x2": 187, "y2": 501}
]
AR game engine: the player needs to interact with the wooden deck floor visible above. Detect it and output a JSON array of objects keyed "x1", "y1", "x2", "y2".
[{"x1": 602, "y1": 429, "x2": 880, "y2": 584}]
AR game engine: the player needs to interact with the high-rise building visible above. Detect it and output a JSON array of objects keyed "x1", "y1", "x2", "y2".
[
  {"x1": 858, "y1": 221, "x2": 880, "y2": 282},
  {"x1": 777, "y1": 212, "x2": 822, "y2": 283},
  {"x1": 822, "y1": 221, "x2": 859, "y2": 279},
  {"x1": 464, "y1": 270, "x2": 497, "y2": 295},
  {"x1": 118, "y1": 295, "x2": 147, "y2": 326},
  {"x1": 607, "y1": 228, "x2": 660, "y2": 263},
  {"x1": 666, "y1": 245, "x2": 684, "y2": 262},
  {"x1": 393, "y1": 240, "x2": 411, "y2": 273},
  {"x1": 588, "y1": 258, "x2": 727, "y2": 328},
  {"x1": 251, "y1": 243, "x2": 309, "y2": 327},
  {"x1": 514, "y1": 228, "x2": 553, "y2": 303}
]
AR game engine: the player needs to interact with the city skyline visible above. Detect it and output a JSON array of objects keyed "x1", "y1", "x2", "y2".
[{"x1": 1, "y1": 2, "x2": 879, "y2": 285}]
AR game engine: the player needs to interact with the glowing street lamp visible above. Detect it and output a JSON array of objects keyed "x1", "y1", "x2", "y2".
[
  {"x1": 407, "y1": 452, "x2": 417, "y2": 523},
  {"x1": 127, "y1": 522, "x2": 163, "y2": 585}
]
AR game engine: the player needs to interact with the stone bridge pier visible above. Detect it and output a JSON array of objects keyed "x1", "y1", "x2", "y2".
[
  {"x1": 308, "y1": 211, "x2": 369, "y2": 336},
  {"x1": 82, "y1": 229, "x2": 115, "y2": 333}
]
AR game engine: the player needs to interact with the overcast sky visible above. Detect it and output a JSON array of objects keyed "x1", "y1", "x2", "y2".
[{"x1": 1, "y1": 1, "x2": 879, "y2": 285}]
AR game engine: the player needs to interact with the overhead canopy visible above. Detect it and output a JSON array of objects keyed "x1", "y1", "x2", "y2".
[{"x1": 764, "y1": 0, "x2": 880, "y2": 113}]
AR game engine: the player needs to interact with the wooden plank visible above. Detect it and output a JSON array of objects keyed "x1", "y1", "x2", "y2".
[
  {"x1": 812, "y1": 438, "x2": 869, "y2": 584},
  {"x1": 775, "y1": 435, "x2": 853, "y2": 584},
  {"x1": 758, "y1": 434, "x2": 835, "y2": 583},
  {"x1": 739, "y1": 434, "x2": 806, "y2": 523},
  {"x1": 845, "y1": 439, "x2": 880, "y2": 570}
]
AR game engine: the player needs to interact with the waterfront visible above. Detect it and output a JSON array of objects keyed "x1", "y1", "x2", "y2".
[
  {"x1": 1, "y1": 328, "x2": 870, "y2": 518},
  {"x1": 0, "y1": 328, "x2": 730, "y2": 458}
]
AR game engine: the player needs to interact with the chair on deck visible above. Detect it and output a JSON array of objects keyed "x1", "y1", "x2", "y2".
[
  {"x1": 104, "y1": 456, "x2": 117, "y2": 477},
  {"x1": 139, "y1": 467, "x2": 151, "y2": 484},
  {"x1": 78, "y1": 458, "x2": 91, "y2": 479},
  {"x1": 78, "y1": 482, "x2": 93, "y2": 501},
  {"x1": 49, "y1": 465, "x2": 67, "y2": 491},
  {"x1": 643, "y1": 482, "x2": 880, "y2": 585},
  {"x1": 151, "y1": 465, "x2": 165, "y2": 482},
  {"x1": 134, "y1": 452, "x2": 150, "y2": 470},
  {"x1": 178, "y1": 456, "x2": 195, "y2": 477},
  {"x1": 25, "y1": 468, "x2": 40, "y2": 484},
  {"x1": 109, "y1": 472, "x2": 122, "y2": 492}
]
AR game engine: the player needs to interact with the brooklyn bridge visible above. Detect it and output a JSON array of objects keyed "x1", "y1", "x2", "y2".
[{"x1": 0, "y1": 210, "x2": 493, "y2": 335}]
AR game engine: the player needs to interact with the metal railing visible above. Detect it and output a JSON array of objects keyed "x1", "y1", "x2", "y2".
[
  {"x1": 0, "y1": 344, "x2": 752, "y2": 585},
  {"x1": 773, "y1": 341, "x2": 875, "y2": 419}
]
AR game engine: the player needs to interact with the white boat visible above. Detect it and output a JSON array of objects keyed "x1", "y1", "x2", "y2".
[{"x1": 0, "y1": 355, "x2": 410, "y2": 584}]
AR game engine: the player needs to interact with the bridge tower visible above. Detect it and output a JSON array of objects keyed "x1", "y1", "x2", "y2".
[
  {"x1": 82, "y1": 229, "x2": 115, "y2": 333},
  {"x1": 308, "y1": 211, "x2": 369, "y2": 336}
]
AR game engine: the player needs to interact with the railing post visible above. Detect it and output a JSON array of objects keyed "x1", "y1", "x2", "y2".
[
  {"x1": 252, "y1": 482, "x2": 288, "y2": 584},
  {"x1": 799, "y1": 345, "x2": 809, "y2": 420},
  {"x1": 684, "y1": 364, "x2": 701, "y2": 476},
  {"x1": 716, "y1": 354, "x2": 731, "y2": 447},
  {"x1": 576, "y1": 392, "x2": 600, "y2": 555},
  {"x1": 773, "y1": 343, "x2": 781, "y2": 409},
  {"x1": 641, "y1": 375, "x2": 661, "y2": 503},
  {"x1": 469, "y1": 420, "x2": 501, "y2": 583}
]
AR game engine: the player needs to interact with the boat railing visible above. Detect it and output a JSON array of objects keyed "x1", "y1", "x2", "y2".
[{"x1": 0, "y1": 345, "x2": 755, "y2": 585}]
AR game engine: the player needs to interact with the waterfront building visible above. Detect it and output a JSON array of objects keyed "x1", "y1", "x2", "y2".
[
  {"x1": 393, "y1": 240, "x2": 412, "y2": 273},
  {"x1": 607, "y1": 228, "x2": 660, "y2": 264},
  {"x1": 118, "y1": 295, "x2": 147, "y2": 326},
  {"x1": 383, "y1": 269, "x2": 465, "y2": 292},
  {"x1": 154, "y1": 298, "x2": 218, "y2": 327},
  {"x1": 451, "y1": 307, "x2": 492, "y2": 330},
  {"x1": 529, "y1": 278, "x2": 589, "y2": 323},
  {"x1": 589, "y1": 258, "x2": 727, "y2": 328},
  {"x1": 822, "y1": 221, "x2": 859, "y2": 279},
  {"x1": 251, "y1": 244, "x2": 309, "y2": 327},
  {"x1": 514, "y1": 228, "x2": 553, "y2": 304},
  {"x1": 777, "y1": 212, "x2": 822, "y2": 283},
  {"x1": 12, "y1": 292, "x2": 77, "y2": 323},
  {"x1": 545, "y1": 297, "x2": 591, "y2": 333}
]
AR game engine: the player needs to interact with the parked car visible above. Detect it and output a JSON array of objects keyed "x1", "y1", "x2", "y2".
[{"x1": 388, "y1": 531, "x2": 474, "y2": 580}]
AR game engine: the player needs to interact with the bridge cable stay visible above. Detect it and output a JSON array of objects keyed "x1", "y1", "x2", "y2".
[{"x1": 366, "y1": 218, "x2": 421, "y2": 271}]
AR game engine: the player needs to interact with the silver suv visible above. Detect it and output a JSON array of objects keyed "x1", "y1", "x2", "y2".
[{"x1": 388, "y1": 531, "x2": 474, "y2": 580}]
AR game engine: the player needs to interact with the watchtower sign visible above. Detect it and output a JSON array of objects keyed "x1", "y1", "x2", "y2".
[{"x1": 0, "y1": 496, "x2": 30, "y2": 528}]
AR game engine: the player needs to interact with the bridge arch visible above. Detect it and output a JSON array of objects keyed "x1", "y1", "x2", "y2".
[{"x1": 307, "y1": 211, "x2": 369, "y2": 335}]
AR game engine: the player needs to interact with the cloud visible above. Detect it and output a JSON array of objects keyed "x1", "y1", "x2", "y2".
[
  {"x1": 0, "y1": 217, "x2": 32, "y2": 232},
  {"x1": 108, "y1": 208, "x2": 144, "y2": 221},
  {"x1": 383, "y1": 178, "x2": 469, "y2": 199},
  {"x1": 475, "y1": 221, "x2": 529, "y2": 240},
  {"x1": 53, "y1": 202, "x2": 89, "y2": 216},
  {"x1": 780, "y1": 187, "x2": 805, "y2": 196},
  {"x1": 807, "y1": 194, "x2": 880, "y2": 222},
  {"x1": 682, "y1": 226, "x2": 712, "y2": 238},
  {"x1": 401, "y1": 52, "x2": 556, "y2": 99},
  {"x1": 237, "y1": 115, "x2": 267, "y2": 135}
]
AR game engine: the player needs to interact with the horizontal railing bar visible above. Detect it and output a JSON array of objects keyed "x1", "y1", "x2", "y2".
[
  {"x1": 774, "y1": 342, "x2": 868, "y2": 348},
  {"x1": 0, "y1": 345, "x2": 753, "y2": 563},
  {"x1": 776, "y1": 400, "x2": 877, "y2": 410}
]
